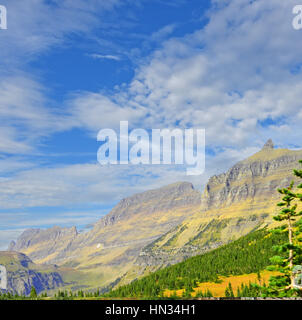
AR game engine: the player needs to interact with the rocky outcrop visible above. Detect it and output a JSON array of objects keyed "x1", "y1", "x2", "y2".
[
  {"x1": 201, "y1": 140, "x2": 302, "y2": 210},
  {"x1": 0, "y1": 251, "x2": 63, "y2": 295},
  {"x1": 6, "y1": 268, "x2": 63, "y2": 296},
  {"x1": 262, "y1": 139, "x2": 274, "y2": 150}
]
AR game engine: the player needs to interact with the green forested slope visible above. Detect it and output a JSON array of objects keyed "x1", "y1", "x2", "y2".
[{"x1": 105, "y1": 229, "x2": 286, "y2": 298}]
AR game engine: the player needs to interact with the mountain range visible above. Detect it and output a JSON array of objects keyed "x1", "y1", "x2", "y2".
[
  {"x1": 4, "y1": 139, "x2": 302, "y2": 294},
  {"x1": 6, "y1": 181, "x2": 201, "y2": 292}
]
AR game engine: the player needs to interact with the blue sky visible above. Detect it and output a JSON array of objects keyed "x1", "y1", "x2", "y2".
[{"x1": 0, "y1": 0, "x2": 302, "y2": 249}]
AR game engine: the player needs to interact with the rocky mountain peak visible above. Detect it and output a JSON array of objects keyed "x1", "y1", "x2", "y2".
[
  {"x1": 95, "y1": 181, "x2": 201, "y2": 228},
  {"x1": 261, "y1": 139, "x2": 274, "y2": 151},
  {"x1": 8, "y1": 225, "x2": 78, "y2": 253},
  {"x1": 201, "y1": 145, "x2": 302, "y2": 210}
]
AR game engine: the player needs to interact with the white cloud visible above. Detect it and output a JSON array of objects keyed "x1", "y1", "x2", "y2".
[
  {"x1": 0, "y1": 0, "x2": 123, "y2": 67},
  {"x1": 0, "y1": 0, "x2": 146, "y2": 154},
  {"x1": 89, "y1": 53, "x2": 121, "y2": 61},
  {"x1": 67, "y1": 91, "x2": 146, "y2": 133},
  {"x1": 0, "y1": 156, "x2": 36, "y2": 174},
  {"x1": 0, "y1": 0, "x2": 127, "y2": 154},
  {"x1": 150, "y1": 24, "x2": 177, "y2": 42},
  {"x1": 68, "y1": 0, "x2": 302, "y2": 150},
  {"x1": 0, "y1": 163, "x2": 193, "y2": 209},
  {"x1": 0, "y1": 141, "x2": 262, "y2": 210},
  {"x1": 2, "y1": 0, "x2": 302, "y2": 215},
  {"x1": 0, "y1": 229, "x2": 25, "y2": 250},
  {"x1": 0, "y1": 75, "x2": 75, "y2": 154}
]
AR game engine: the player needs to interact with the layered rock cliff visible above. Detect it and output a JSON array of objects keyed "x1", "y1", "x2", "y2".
[
  {"x1": 125, "y1": 141, "x2": 302, "y2": 281},
  {"x1": 201, "y1": 140, "x2": 302, "y2": 210}
]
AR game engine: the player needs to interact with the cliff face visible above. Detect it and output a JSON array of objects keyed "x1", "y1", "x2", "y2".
[
  {"x1": 202, "y1": 145, "x2": 302, "y2": 210},
  {"x1": 0, "y1": 251, "x2": 64, "y2": 295},
  {"x1": 9, "y1": 182, "x2": 201, "y2": 290},
  {"x1": 8, "y1": 226, "x2": 78, "y2": 262},
  {"x1": 95, "y1": 182, "x2": 201, "y2": 228},
  {"x1": 124, "y1": 141, "x2": 302, "y2": 281}
]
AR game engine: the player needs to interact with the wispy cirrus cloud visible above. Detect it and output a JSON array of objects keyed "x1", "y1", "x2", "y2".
[
  {"x1": 150, "y1": 24, "x2": 177, "y2": 42},
  {"x1": 0, "y1": 75, "x2": 75, "y2": 155},
  {"x1": 0, "y1": 0, "x2": 130, "y2": 155},
  {"x1": 0, "y1": 0, "x2": 124, "y2": 66},
  {"x1": 88, "y1": 53, "x2": 121, "y2": 61}
]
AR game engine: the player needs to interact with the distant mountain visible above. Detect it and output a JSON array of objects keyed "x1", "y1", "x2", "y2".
[
  {"x1": 8, "y1": 226, "x2": 78, "y2": 262},
  {"x1": 9, "y1": 182, "x2": 201, "y2": 291}
]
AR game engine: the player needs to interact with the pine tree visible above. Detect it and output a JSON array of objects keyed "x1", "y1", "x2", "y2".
[
  {"x1": 204, "y1": 289, "x2": 213, "y2": 297},
  {"x1": 30, "y1": 286, "x2": 37, "y2": 299},
  {"x1": 184, "y1": 284, "x2": 193, "y2": 298},
  {"x1": 264, "y1": 160, "x2": 302, "y2": 297},
  {"x1": 195, "y1": 289, "x2": 204, "y2": 298},
  {"x1": 225, "y1": 282, "x2": 234, "y2": 297},
  {"x1": 236, "y1": 286, "x2": 241, "y2": 298}
]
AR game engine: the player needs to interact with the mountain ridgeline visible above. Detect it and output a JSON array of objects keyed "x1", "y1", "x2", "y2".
[
  {"x1": 7, "y1": 140, "x2": 302, "y2": 293},
  {"x1": 8, "y1": 182, "x2": 201, "y2": 291}
]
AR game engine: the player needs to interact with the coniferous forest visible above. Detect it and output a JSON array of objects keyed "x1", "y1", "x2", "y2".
[{"x1": 105, "y1": 229, "x2": 287, "y2": 298}]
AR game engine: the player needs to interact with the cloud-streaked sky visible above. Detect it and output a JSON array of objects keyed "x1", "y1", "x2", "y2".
[{"x1": 1, "y1": 0, "x2": 302, "y2": 249}]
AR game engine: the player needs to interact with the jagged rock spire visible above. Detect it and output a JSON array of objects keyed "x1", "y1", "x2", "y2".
[{"x1": 262, "y1": 139, "x2": 274, "y2": 150}]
